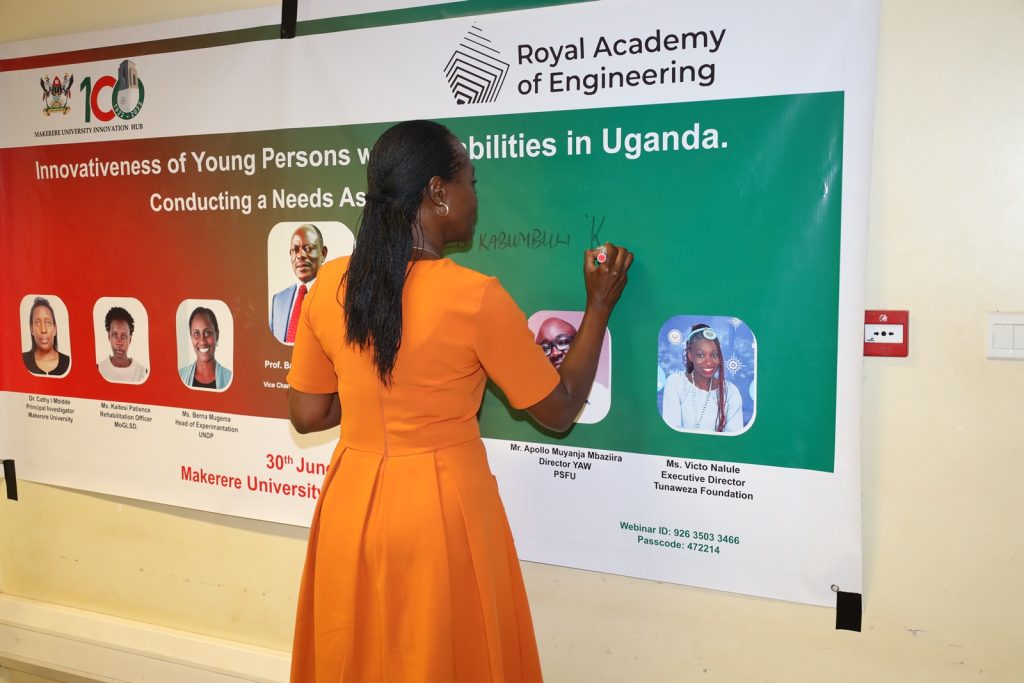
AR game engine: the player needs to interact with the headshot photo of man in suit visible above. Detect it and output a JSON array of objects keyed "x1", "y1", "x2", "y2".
[{"x1": 270, "y1": 224, "x2": 328, "y2": 344}]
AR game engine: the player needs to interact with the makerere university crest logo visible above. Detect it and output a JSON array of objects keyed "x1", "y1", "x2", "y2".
[
  {"x1": 40, "y1": 73, "x2": 74, "y2": 115},
  {"x1": 444, "y1": 24, "x2": 509, "y2": 104}
]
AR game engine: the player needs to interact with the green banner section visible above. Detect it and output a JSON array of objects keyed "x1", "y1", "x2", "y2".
[{"x1": 441, "y1": 93, "x2": 844, "y2": 472}]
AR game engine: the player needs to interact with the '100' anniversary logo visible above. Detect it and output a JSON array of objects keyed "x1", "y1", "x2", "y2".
[{"x1": 41, "y1": 59, "x2": 145, "y2": 121}]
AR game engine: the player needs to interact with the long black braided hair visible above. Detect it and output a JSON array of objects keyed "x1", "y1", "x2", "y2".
[
  {"x1": 685, "y1": 323, "x2": 727, "y2": 432},
  {"x1": 344, "y1": 120, "x2": 464, "y2": 386}
]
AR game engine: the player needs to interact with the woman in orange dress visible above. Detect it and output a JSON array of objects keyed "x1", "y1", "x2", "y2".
[{"x1": 287, "y1": 120, "x2": 632, "y2": 682}]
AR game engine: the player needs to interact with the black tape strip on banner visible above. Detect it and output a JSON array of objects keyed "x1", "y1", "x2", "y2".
[
  {"x1": 281, "y1": 0, "x2": 298, "y2": 39},
  {"x1": 2, "y1": 460, "x2": 17, "y2": 501},
  {"x1": 835, "y1": 591, "x2": 862, "y2": 632}
]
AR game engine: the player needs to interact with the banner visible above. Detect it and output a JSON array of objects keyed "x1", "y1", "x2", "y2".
[{"x1": 0, "y1": 0, "x2": 876, "y2": 605}]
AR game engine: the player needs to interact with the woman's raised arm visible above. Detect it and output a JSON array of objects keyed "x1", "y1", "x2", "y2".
[{"x1": 527, "y1": 243, "x2": 633, "y2": 432}]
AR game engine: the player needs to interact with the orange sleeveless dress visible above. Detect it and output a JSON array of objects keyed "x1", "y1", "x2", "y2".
[{"x1": 287, "y1": 256, "x2": 558, "y2": 682}]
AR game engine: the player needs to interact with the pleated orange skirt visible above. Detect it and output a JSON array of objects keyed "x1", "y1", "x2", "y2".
[{"x1": 290, "y1": 438, "x2": 544, "y2": 682}]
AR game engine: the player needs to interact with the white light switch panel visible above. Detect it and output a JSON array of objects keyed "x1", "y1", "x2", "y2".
[{"x1": 987, "y1": 313, "x2": 1024, "y2": 360}]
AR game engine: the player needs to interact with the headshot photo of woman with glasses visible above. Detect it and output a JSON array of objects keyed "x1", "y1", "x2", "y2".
[{"x1": 659, "y1": 319, "x2": 755, "y2": 434}]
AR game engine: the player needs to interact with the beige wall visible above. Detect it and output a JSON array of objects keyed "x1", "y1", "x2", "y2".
[{"x1": 2, "y1": 1, "x2": 1023, "y2": 680}]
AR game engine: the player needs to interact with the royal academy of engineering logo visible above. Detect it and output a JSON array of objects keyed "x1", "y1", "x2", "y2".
[
  {"x1": 444, "y1": 24, "x2": 509, "y2": 105},
  {"x1": 40, "y1": 73, "x2": 74, "y2": 115}
]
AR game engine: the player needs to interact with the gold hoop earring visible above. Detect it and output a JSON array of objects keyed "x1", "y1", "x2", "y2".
[{"x1": 435, "y1": 202, "x2": 449, "y2": 217}]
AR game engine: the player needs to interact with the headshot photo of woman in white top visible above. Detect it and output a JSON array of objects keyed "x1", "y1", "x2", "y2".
[
  {"x1": 658, "y1": 316, "x2": 756, "y2": 435},
  {"x1": 93, "y1": 297, "x2": 150, "y2": 384}
]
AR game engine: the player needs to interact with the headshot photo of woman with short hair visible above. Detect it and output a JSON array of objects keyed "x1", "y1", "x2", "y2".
[{"x1": 94, "y1": 298, "x2": 150, "y2": 384}]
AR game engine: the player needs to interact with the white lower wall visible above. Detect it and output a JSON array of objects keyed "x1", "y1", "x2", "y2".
[{"x1": 0, "y1": 595, "x2": 288, "y2": 683}]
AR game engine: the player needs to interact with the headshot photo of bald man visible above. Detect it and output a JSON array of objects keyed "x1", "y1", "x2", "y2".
[
  {"x1": 528, "y1": 310, "x2": 612, "y2": 424},
  {"x1": 267, "y1": 221, "x2": 355, "y2": 345}
]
